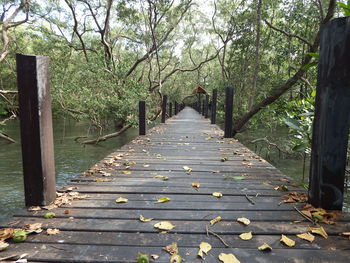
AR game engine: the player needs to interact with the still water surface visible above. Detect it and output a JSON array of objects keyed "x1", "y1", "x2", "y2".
[{"x1": 0, "y1": 119, "x2": 348, "y2": 222}]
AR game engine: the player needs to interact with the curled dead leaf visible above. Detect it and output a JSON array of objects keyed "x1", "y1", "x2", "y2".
[
  {"x1": 197, "y1": 242, "x2": 212, "y2": 259},
  {"x1": 139, "y1": 215, "x2": 154, "y2": 222},
  {"x1": 210, "y1": 216, "x2": 222, "y2": 226},
  {"x1": 258, "y1": 243, "x2": 272, "y2": 252},
  {"x1": 212, "y1": 192, "x2": 223, "y2": 198},
  {"x1": 237, "y1": 217, "x2": 250, "y2": 226},
  {"x1": 122, "y1": 170, "x2": 132, "y2": 175},
  {"x1": 296, "y1": 232, "x2": 315, "y2": 242},
  {"x1": 280, "y1": 234, "x2": 296, "y2": 247},
  {"x1": 26, "y1": 223, "x2": 42, "y2": 231},
  {"x1": 157, "y1": 197, "x2": 171, "y2": 203},
  {"x1": 0, "y1": 228, "x2": 14, "y2": 241},
  {"x1": 115, "y1": 197, "x2": 128, "y2": 203},
  {"x1": 309, "y1": 226, "x2": 328, "y2": 239},
  {"x1": 192, "y1": 182, "x2": 200, "y2": 188},
  {"x1": 239, "y1": 231, "x2": 253, "y2": 240}
]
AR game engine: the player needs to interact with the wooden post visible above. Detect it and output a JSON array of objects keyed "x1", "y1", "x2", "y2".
[
  {"x1": 169, "y1": 102, "x2": 173, "y2": 117},
  {"x1": 224, "y1": 87, "x2": 234, "y2": 138},
  {"x1": 211, "y1": 89, "x2": 217, "y2": 124},
  {"x1": 16, "y1": 54, "x2": 56, "y2": 207},
  {"x1": 161, "y1": 95, "x2": 167, "y2": 123},
  {"x1": 139, "y1": 101, "x2": 146, "y2": 135},
  {"x1": 175, "y1": 101, "x2": 178, "y2": 115},
  {"x1": 308, "y1": 17, "x2": 350, "y2": 210},
  {"x1": 205, "y1": 94, "x2": 209, "y2": 118}
]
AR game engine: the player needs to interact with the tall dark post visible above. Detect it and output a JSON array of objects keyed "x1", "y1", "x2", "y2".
[
  {"x1": 205, "y1": 94, "x2": 209, "y2": 118},
  {"x1": 16, "y1": 54, "x2": 56, "y2": 206},
  {"x1": 175, "y1": 101, "x2": 178, "y2": 115},
  {"x1": 308, "y1": 17, "x2": 350, "y2": 210},
  {"x1": 224, "y1": 87, "x2": 234, "y2": 138},
  {"x1": 169, "y1": 102, "x2": 173, "y2": 117},
  {"x1": 161, "y1": 95, "x2": 167, "y2": 123},
  {"x1": 201, "y1": 101, "x2": 205, "y2": 116},
  {"x1": 211, "y1": 89, "x2": 217, "y2": 124},
  {"x1": 139, "y1": 101, "x2": 146, "y2": 135},
  {"x1": 198, "y1": 93, "x2": 201, "y2": 112}
]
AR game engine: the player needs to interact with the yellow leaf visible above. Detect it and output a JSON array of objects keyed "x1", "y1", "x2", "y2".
[
  {"x1": 154, "y1": 175, "x2": 169, "y2": 181},
  {"x1": 139, "y1": 215, "x2": 154, "y2": 222},
  {"x1": 212, "y1": 170, "x2": 220, "y2": 173},
  {"x1": 197, "y1": 242, "x2": 212, "y2": 259},
  {"x1": 192, "y1": 182, "x2": 200, "y2": 188},
  {"x1": 218, "y1": 253, "x2": 241, "y2": 263},
  {"x1": 212, "y1": 192, "x2": 223, "y2": 198},
  {"x1": 0, "y1": 241, "x2": 9, "y2": 251},
  {"x1": 122, "y1": 170, "x2": 132, "y2": 174},
  {"x1": 296, "y1": 232, "x2": 315, "y2": 242},
  {"x1": 157, "y1": 197, "x2": 171, "y2": 203},
  {"x1": 280, "y1": 234, "x2": 296, "y2": 247},
  {"x1": 143, "y1": 164, "x2": 150, "y2": 168},
  {"x1": 239, "y1": 231, "x2": 253, "y2": 240},
  {"x1": 309, "y1": 226, "x2": 328, "y2": 239},
  {"x1": 210, "y1": 216, "x2": 222, "y2": 226},
  {"x1": 258, "y1": 243, "x2": 272, "y2": 251},
  {"x1": 47, "y1": 228, "x2": 60, "y2": 235},
  {"x1": 237, "y1": 217, "x2": 250, "y2": 226},
  {"x1": 115, "y1": 197, "x2": 128, "y2": 203},
  {"x1": 94, "y1": 178, "x2": 112, "y2": 182},
  {"x1": 154, "y1": 221, "x2": 175, "y2": 231}
]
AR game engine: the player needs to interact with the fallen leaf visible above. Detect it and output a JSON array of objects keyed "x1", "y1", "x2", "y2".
[
  {"x1": 154, "y1": 175, "x2": 169, "y2": 181},
  {"x1": 0, "y1": 228, "x2": 14, "y2": 241},
  {"x1": 220, "y1": 157, "x2": 228, "y2": 162},
  {"x1": 156, "y1": 154, "x2": 162, "y2": 158},
  {"x1": 136, "y1": 253, "x2": 149, "y2": 263},
  {"x1": 143, "y1": 164, "x2": 150, "y2": 168},
  {"x1": 237, "y1": 217, "x2": 250, "y2": 226},
  {"x1": 296, "y1": 232, "x2": 315, "y2": 242},
  {"x1": 170, "y1": 254, "x2": 182, "y2": 263},
  {"x1": 94, "y1": 178, "x2": 112, "y2": 182},
  {"x1": 28, "y1": 206, "x2": 41, "y2": 211},
  {"x1": 274, "y1": 185, "x2": 289, "y2": 191},
  {"x1": 192, "y1": 182, "x2": 200, "y2": 188},
  {"x1": 218, "y1": 253, "x2": 240, "y2": 263},
  {"x1": 183, "y1": 166, "x2": 192, "y2": 173},
  {"x1": 157, "y1": 197, "x2": 171, "y2": 203},
  {"x1": 26, "y1": 223, "x2": 42, "y2": 231},
  {"x1": 258, "y1": 243, "x2": 272, "y2": 251},
  {"x1": 0, "y1": 241, "x2": 9, "y2": 251},
  {"x1": 212, "y1": 170, "x2": 220, "y2": 173},
  {"x1": 122, "y1": 170, "x2": 132, "y2": 174},
  {"x1": 139, "y1": 215, "x2": 154, "y2": 222},
  {"x1": 239, "y1": 231, "x2": 253, "y2": 240},
  {"x1": 197, "y1": 241, "x2": 212, "y2": 259},
  {"x1": 154, "y1": 221, "x2": 175, "y2": 231},
  {"x1": 210, "y1": 216, "x2": 222, "y2": 226},
  {"x1": 310, "y1": 226, "x2": 328, "y2": 239},
  {"x1": 44, "y1": 212, "x2": 56, "y2": 219},
  {"x1": 115, "y1": 197, "x2": 128, "y2": 203},
  {"x1": 151, "y1": 254, "x2": 159, "y2": 260},
  {"x1": 280, "y1": 234, "x2": 296, "y2": 247},
  {"x1": 212, "y1": 192, "x2": 223, "y2": 198},
  {"x1": 47, "y1": 228, "x2": 60, "y2": 235},
  {"x1": 163, "y1": 242, "x2": 178, "y2": 255},
  {"x1": 232, "y1": 176, "x2": 245, "y2": 180}
]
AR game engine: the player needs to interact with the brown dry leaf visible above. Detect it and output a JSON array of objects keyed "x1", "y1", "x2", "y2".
[
  {"x1": 296, "y1": 232, "x2": 315, "y2": 243},
  {"x1": 154, "y1": 175, "x2": 169, "y2": 181},
  {"x1": 26, "y1": 223, "x2": 42, "y2": 231},
  {"x1": 163, "y1": 242, "x2": 178, "y2": 255},
  {"x1": 237, "y1": 217, "x2": 250, "y2": 226},
  {"x1": 310, "y1": 226, "x2": 328, "y2": 239},
  {"x1": 154, "y1": 221, "x2": 175, "y2": 231},
  {"x1": 122, "y1": 170, "x2": 132, "y2": 175},
  {"x1": 42, "y1": 203, "x2": 58, "y2": 210},
  {"x1": 218, "y1": 253, "x2": 241, "y2": 263},
  {"x1": 0, "y1": 228, "x2": 14, "y2": 241},
  {"x1": 239, "y1": 231, "x2": 253, "y2": 240},
  {"x1": 28, "y1": 206, "x2": 41, "y2": 211},
  {"x1": 183, "y1": 166, "x2": 192, "y2": 173},
  {"x1": 212, "y1": 192, "x2": 223, "y2": 198},
  {"x1": 258, "y1": 243, "x2": 272, "y2": 251},
  {"x1": 139, "y1": 215, "x2": 154, "y2": 222},
  {"x1": 47, "y1": 228, "x2": 60, "y2": 235},
  {"x1": 210, "y1": 216, "x2": 222, "y2": 226},
  {"x1": 115, "y1": 197, "x2": 128, "y2": 203},
  {"x1": 280, "y1": 234, "x2": 296, "y2": 247},
  {"x1": 0, "y1": 241, "x2": 9, "y2": 251},
  {"x1": 274, "y1": 185, "x2": 289, "y2": 191},
  {"x1": 192, "y1": 182, "x2": 200, "y2": 188},
  {"x1": 301, "y1": 210, "x2": 312, "y2": 219},
  {"x1": 197, "y1": 241, "x2": 212, "y2": 259},
  {"x1": 94, "y1": 178, "x2": 112, "y2": 182},
  {"x1": 212, "y1": 170, "x2": 220, "y2": 173},
  {"x1": 157, "y1": 197, "x2": 171, "y2": 203}
]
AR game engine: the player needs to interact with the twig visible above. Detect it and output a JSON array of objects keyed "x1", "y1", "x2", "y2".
[
  {"x1": 293, "y1": 206, "x2": 315, "y2": 225},
  {"x1": 245, "y1": 194, "x2": 255, "y2": 205},
  {"x1": 0, "y1": 254, "x2": 20, "y2": 261},
  {"x1": 49, "y1": 245, "x2": 72, "y2": 252},
  {"x1": 206, "y1": 225, "x2": 229, "y2": 247},
  {"x1": 201, "y1": 213, "x2": 214, "y2": 220}
]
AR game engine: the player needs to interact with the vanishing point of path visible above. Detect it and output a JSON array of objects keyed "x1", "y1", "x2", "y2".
[{"x1": 1, "y1": 107, "x2": 350, "y2": 262}]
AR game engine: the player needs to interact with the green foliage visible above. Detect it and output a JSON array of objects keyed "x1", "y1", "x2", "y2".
[{"x1": 338, "y1": 1, "x2": 350, "y2": 16}]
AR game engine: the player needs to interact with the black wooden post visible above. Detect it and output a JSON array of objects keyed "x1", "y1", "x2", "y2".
[
  {"x1": 202, "y1": 101, "x2": 205, "y2": 116},
  {"x1": 205, "y1": 94, "x2": 209, "y2": 118},
  {"x1": 139, "y1": 101, "x2": 146, "y2": 135},
  {"x1": 161, "y1": 95, "x2": 167, "y2": 123},
  {"x1": 169, "y1": 102, "x2": 173, "y2": 117},
  {"x1": 224, "y1": 87, "x2": 234, "y2": 138},
  {"x1": 175, "y1": 101, "x2": 178, "y2": 115},
  {"x1": 16, "y1": 54, "x2": 56, "y2": 206},
  {"x1": 211, "y1": 89, "x2": 217, "y2": 124},
  {"x1": 308, "y1": 17, "x2": 350, "y2": 210}
]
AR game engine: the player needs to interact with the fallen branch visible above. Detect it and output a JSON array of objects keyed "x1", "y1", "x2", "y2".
[
  {"x1": 293, "y1": 206, "x2": 316, "y2": 225},
  {"x1": 0, "y1": 132, "x2": 16, "y2": 143},
  {"x1": 245, "y1": 194, "x2": 255, "y2": 205},
  {"x1": 0, "y1": 89, "x2": 18, "y2": 95},
  {"x1": 81, "y1": 124, "x2": 132, "y2": 144},
  {"x1": 205, "y1": 225, "x2": 229, "y2": 247}
]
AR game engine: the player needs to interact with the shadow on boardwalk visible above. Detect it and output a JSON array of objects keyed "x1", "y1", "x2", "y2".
[{"x1": 1, "y1": 107, "x2": 350, "y2": 262}]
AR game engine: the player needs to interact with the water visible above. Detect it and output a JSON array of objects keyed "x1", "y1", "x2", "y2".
[{"x1": 0, "y1": 118, "x2": 138, "y2": 222}]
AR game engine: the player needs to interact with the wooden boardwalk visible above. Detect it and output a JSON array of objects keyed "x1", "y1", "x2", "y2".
[{"x1": 1, "y1": 107, "x2": 350, "y2": 262}]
